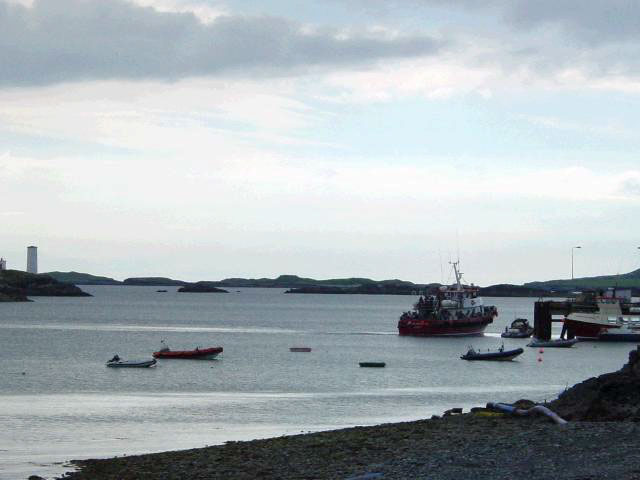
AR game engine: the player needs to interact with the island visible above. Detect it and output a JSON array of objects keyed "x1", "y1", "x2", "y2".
[
  {"x1": 123, "y1": 277, "x2": 187, "y2": 286},
  {"x1": 0, "y1": 270, "x2": 91, "y2": 301},
  {"x1": 45, "y1": 271, "x2": 122, "y2": 285},
  {"x1": 177, "y1": 282, "x2": 229, "y2": 293}
]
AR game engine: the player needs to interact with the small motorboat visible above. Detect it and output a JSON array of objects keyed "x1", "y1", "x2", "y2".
[
  {"x1": 289, "y1": 347, "x2": 312, "y2": 352},
  {"x1": 106, "y1": 355, "x2": 157, "y2": 368},
  {"x1": 152, "y1": 341, "x2": 223, "y2": 359},
  {"x1": 460, "y1": 345, "x2": 523, "y2": 361},
  {"x1": 527, "y1": 338, "x2": 578, "y2": 348},
  {"x1": 501, "y1": 318, "x2": 534, "y2": 338},
  {"x1": 359, "y1": 362, "x2": 386, "y2": 368}
]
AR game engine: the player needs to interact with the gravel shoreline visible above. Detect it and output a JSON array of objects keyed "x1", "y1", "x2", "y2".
[{"x1": 56, "y1": 413, "x2": 640, "y2": 480}]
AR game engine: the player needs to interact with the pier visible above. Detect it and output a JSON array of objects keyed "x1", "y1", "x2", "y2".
[{"x1": 533, "y1": 300, "x2": 594, "y2": 340}]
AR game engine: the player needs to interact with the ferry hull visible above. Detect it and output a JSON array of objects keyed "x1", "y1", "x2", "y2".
[
  {"x1": 398, "y1": 317, "x2": 493, "y2": 337},
  {"x1": 563, "y1": 319, "x2": 606, "y2": 340}
]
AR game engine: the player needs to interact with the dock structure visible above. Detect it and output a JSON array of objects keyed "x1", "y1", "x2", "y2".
[{"x1": 533, "y1": 300, "x2": 593, "y2": 340}]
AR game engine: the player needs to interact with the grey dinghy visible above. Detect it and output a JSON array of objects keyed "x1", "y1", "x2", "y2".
[
  {"x1": 526, "y1": 338, "x2": 578, "y2": 348},
  {"x1": 460, "y1": 346, "x2": 523, "y2": 361},
  {"x1": 106, "y1": 359, "x2": 157, "y2": 368}
]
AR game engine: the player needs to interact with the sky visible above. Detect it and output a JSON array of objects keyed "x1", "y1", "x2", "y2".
[{"x1": 1, "y1": 0, "x2": 640, "y2": 285}]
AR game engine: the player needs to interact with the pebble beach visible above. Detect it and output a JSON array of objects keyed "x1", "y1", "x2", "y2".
[{"x1": 58, "y1": 413, "x2": 640, "y2": 480}]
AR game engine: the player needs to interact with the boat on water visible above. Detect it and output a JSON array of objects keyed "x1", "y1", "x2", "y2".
[
  {"x1": 501, "y1": 318, "x2": 534, "y2": 338},
  {"x1": 563, "y1": 289, "x2": 640, "y2": 341},
  {"x1": 153, "y1": 341, "x2": 223, "y2": 359},
  {"x1": 397, "y1": 261, "x2": 497, "y2": 337},
  {"x1": 460, "y1": 345, "x2": 523, "y2": 361},
  {"x1": 289, "y1": 347, "x2": 312, "y2": 352},
  {"x1": 359, "y1": 362, "x2": 386, "y2": 368},
  {"x1": 527, "y1": 338, "x2": 578, "y2": 348},
  {"x1": 106, "y1": 355, "x2": 157, "y2": 368}
]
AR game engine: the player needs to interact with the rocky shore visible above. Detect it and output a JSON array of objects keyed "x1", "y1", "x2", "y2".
[{"x1": 57, "y1": 348, "x2": 640, "y2": 480}]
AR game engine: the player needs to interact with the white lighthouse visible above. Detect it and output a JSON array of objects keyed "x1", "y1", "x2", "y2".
[
  {"x1": 0, "y1": 258, "x2": 6, "y2": 270},
  {"x1": 27, "y1": 246, "x2": 38, "y2": 274}
]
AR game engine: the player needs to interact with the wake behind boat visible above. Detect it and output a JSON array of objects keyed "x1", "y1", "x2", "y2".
[
  {"x1": 153, "y1": 341, "x2": 223, "y2": 360},
  {"x1": 398, "y1": 261, "x2": 497, "y2": 337},
  {"x1": 460, "y1": 345, "x2": 523, "y2": 361}
]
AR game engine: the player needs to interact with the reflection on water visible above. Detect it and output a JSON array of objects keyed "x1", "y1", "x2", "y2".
[{"x1": 0, "y1": 287, "x2": 633, "y2": 479}]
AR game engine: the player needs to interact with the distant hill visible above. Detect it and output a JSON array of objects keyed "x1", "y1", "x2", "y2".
[
  {"x1": 478, "y1": 284, "x2": 564, "y2": 297},
  {"x1": 525, "y1": 268, "x2": 640, "y2": 292},
  {"x1": 211, "y1": 275, "x2": 422, "y2": 289},
  {"x1": 45, "y1": 271, "x2": 122, "y2": 285},
  {"x1": 123, "y1": 277, "x2": 187, "y2": 286}
]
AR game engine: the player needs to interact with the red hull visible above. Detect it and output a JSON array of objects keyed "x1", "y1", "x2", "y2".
[
  {"x1": 398, "y1": 316, "x2": 493, "y2": 337},
  {"x1": 153, "y1": 346, "x2": 223, "y2": 359},
  {"x1": 563, "y1": 319, "x2": 605, "y2": 340}
]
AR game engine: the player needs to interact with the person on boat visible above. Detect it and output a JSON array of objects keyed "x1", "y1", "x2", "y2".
[
  {"x1": 108, "y1": 354, "x2": 120, "y2": 363},
  {"x1": 499, "y1": 344, "x2": 504, "y2": 352}
]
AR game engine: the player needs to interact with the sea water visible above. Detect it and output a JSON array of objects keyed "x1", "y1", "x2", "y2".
[{"x1": 0, "y1": 287, "x2": 632, "y2": 479}]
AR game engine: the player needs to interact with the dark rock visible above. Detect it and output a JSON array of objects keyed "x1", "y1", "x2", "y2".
[
  {"x1": 178, "y1": 282, "x2": 229, "y2": 293},
  {"x1": 123, "y1": 277, "x2": 186, "y2": 286},
  {"x1": 549, "y1": 346, "x2": 640, "y2": 421}
]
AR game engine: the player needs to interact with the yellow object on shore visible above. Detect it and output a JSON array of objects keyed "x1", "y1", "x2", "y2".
[{"x1": 473, "y1": 411, "x2": 505, "y2": 417}]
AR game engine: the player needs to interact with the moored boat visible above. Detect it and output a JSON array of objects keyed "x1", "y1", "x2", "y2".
[
  {"x1": 527, "y1": 338, "x2": 578, "y2": 348},
  {"x1": 153, "y1": 341, "x2": 223, "y2": 359},
  {"x1": 501, "y1": 318, "x2": 534, "y2": 338},
  {"x1": 460, "y1": 345, "x2": 523, "y2": 361},
  {"x1": 397, "y1": 261, "x2": 497, "y2": 337},
  {"x1": 359, "y1": 362, "x2": 386, "y2": 368},
  {"x1": 106, "y1": 356, "x2": 157, "y2": 368},
  {"x1": 289, "y1": 347, "x2": 312, "y2": 352},
  {"x1": 563, "y1": 290, "x2": 640, "y2": 340}
]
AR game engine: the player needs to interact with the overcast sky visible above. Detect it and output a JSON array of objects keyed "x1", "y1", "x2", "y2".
[{"x1": 2, "y1": 0, "x2": 640, "y2": 285}]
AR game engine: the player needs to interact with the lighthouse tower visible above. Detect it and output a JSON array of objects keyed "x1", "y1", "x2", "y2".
[{"x1": 27, "y1": 246, "x2": 38, "y2": 274}]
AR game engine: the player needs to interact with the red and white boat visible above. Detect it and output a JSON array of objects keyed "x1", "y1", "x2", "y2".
[
  {"x1": 397, "y1": 262, "x2": 497, "y2": 337},
  {"x1": 153, "y1": 341, "x2": 223, "y2": 359},
  {"x1": 564, "y1": 290, "x2": 640, "y2": 340}
]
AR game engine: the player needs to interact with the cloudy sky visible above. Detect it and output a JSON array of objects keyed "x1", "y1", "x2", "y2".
[{"x1": 1, "y1": 0, "x2": 640, "y2": 284}]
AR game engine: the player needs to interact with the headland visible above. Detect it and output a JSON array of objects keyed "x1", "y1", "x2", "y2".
[{"x1": 0, "y1": 269, "x2": 91, "y2": 301}]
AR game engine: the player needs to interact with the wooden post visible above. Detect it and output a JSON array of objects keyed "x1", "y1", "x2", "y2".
[{"x1": 534, "y1": 301, "x2": 552, "y2": 340}]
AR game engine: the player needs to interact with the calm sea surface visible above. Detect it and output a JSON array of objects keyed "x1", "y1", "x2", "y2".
[{"x1": 0, "y1": 287, "x2": 634, "y2": 479}]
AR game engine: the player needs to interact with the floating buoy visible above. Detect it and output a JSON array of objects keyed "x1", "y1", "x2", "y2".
[
  {"x1": 539, "y1": 348, "x2": 544, "y2": 354},
  {"x1": 537, "y1": 357, "x2": 543, "y2": 362}
]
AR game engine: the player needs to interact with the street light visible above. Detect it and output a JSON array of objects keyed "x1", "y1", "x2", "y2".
[{"x1": 571, "y1": 246, "x2": 582, "y2": 280}]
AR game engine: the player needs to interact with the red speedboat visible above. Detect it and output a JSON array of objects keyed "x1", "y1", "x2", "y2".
[{"x1": 153, "y1": 341, "x2": 223, "y2": 359}]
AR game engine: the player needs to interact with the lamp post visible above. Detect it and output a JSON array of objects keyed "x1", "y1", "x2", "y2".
[{"x1": 571, "y1": 246, "x2": 582, "y2": 280}]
